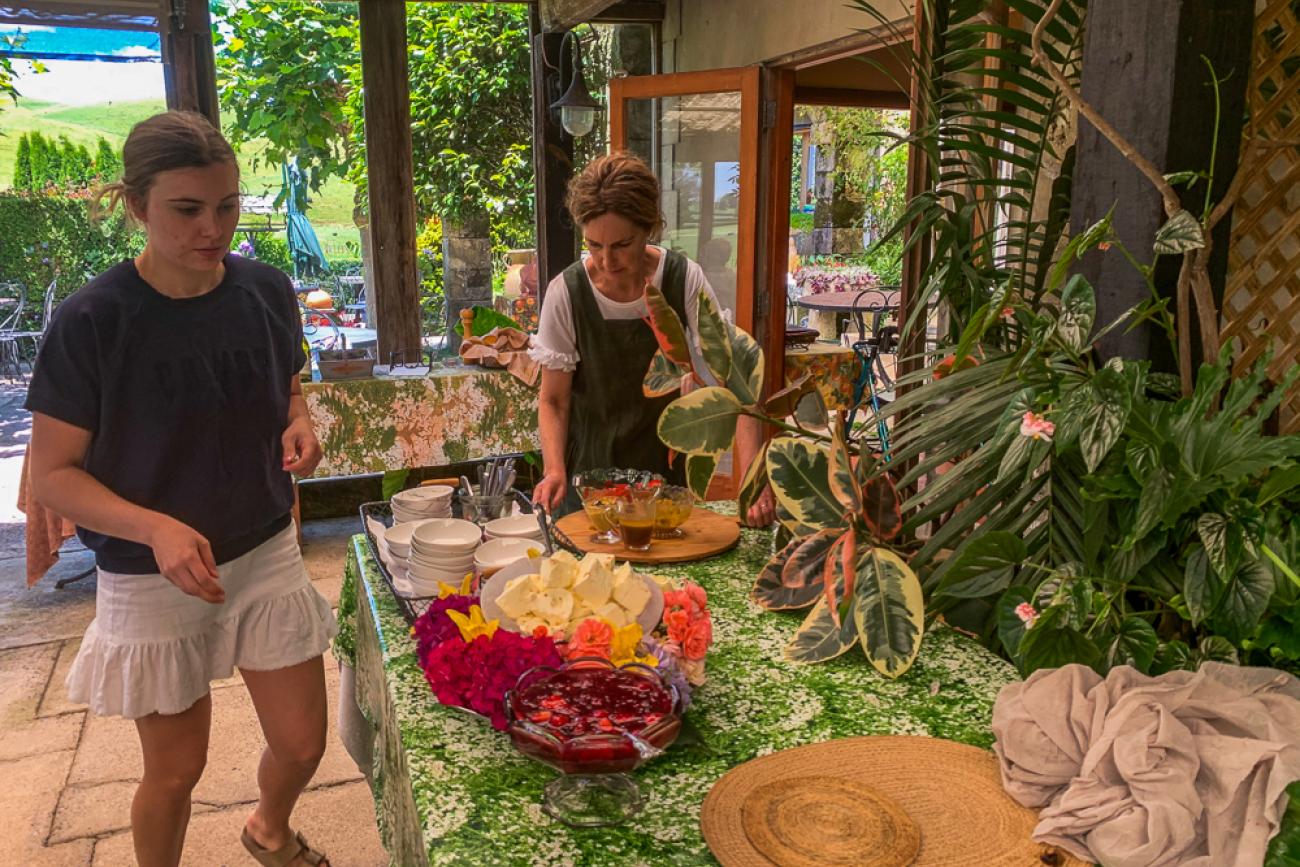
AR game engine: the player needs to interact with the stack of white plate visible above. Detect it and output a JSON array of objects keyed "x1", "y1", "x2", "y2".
[
  {"x1": 391, "y1": 486, "x2": 454, "y2": 524},
  {"x1": 474, "y1": 537, "x2": 539, "y2": 579},
  {"x1": 406, "y1": 518, "x2": 483, "y2": 595},
  {"x1": 483, "y1": 514, "x2": 545, "y2": 544}
]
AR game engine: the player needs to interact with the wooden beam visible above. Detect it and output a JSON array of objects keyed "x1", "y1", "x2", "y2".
[
  {"x1": 157, "y1": 0, "x2": 219, "y2": 127},
  {"x1": 590, "y1": 0, "x2": 664, "y2": 23},
  {"x1": 793, "y1": 86, "x2": 909, "y2": 110},
  {"x1": 529, "y1": 10, "x2": 578, "y2": 294},
  {"x1": 757, "y1": 67, "x2": 797, "y2": 403},
  {"x1": 359, "y1": 0, "x2": 422, "y2": 365},
  {"x1": 1068, "y1": 0, "x2": 1254, "y2": 367},
  {"x1": 768, "y1": 16, "x2": 914, "y2": 70}
]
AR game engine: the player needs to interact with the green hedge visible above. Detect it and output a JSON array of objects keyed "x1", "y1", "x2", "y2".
[{"x1": 0, "y1": 193, "x2": 143, "y2": 327}]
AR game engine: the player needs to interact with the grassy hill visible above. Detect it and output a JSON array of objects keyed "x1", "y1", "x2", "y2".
[{"x1": 0, "y1": 98, "x2": 359, "y2": 255}]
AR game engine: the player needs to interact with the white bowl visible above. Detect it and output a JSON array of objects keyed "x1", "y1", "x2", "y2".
[
  {"x1": 411, "y1": 518, "x2": 481, "y2": 553},
  {"x1": 409, "y1": 553, "x2": 476, "y2": 572},
  {"x1": 474, "y1": 537, "x2": 539, "y2": 570},
  {"x1": 483, "y1": 515, "x2": 544, "y2": 539},
  {"x1": 407, "y1": 562, "x2": 472, "y2": 585},
  {"x1": 383, "y1": 520, "x2": 432, "y2": 548},
  {"x1": 393, "y1": 485, "x2": 454, "y2": 505}
]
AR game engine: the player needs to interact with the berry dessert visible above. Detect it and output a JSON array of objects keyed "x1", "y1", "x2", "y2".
[{"x1": 507, "y1": 662, "x2": 681, "y2": 775}]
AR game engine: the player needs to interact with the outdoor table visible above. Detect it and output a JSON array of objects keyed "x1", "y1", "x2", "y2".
[
  {"x1": 302, "y1": 365, "x2": 540, "y2": 479},
  {"x1": 333, "y1": 515, "x2": 1018, "y2": 866},
  {"x1": 796, "y1": 288, "x2": 899, "y2": 341}
]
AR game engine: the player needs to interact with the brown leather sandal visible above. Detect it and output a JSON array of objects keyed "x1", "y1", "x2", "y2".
[{"x1": 241, "y1": 827, "x2": 331, "y2": 866}]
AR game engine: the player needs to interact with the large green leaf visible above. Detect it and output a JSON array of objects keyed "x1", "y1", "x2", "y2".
[
  {"x1": 644, "y1": 285, "x2": 692, "y2": 367},
  {"x1": 1153, "y1": 209, "x2": 1206, "y2": 255},
  {"x1": 852, "y1": 548, "x2": 925, "y2": 678},
  {"x1": 937, "y1": 531, "x2": 1027, "y2": 599},
  {"x1": 1263, "y1": 781, "x2": 1300, "y2": 866},
  {"x1": 696, "y1": 289, "x2": 732, "y2": 386},
  {"x1": 785, "y1": 595, "x2": 859, "y2": 663},
  {"x1": 657, "y1": 387, "x2": 742, "y2": 456},
  {"x1": 725, "y1": 323, "x2": 763, "y2": 406},
  {"x1": 751, "y1": 537, "x2": 812, "y2": 610},
  {"x1": 766, "y1": 437, "x2": 845, "y2": 531},
  {"x1": 1019, "y1": 605, "x2": 1101, "y2": 673},
  {"x1": 1197, "y1": 513, "x2": 1231, "y2": 578},
  {"x1": 1104, "y1": 615, "x2": 1159, "y2": 672},
  {"x1": 1081, "y1": 367, "x2": 1132, "y2": 472},
  {"x1": 1210, "y1": 558, "x2": 1275, "y2": 643},
  {"x1": 1056, "y1": 273, "x2": 1095, "y2": 353},
  {"x1": 685, "y1": 453, "x2": 717, "y2": 500},
  {"x1": 642, "y1": 350, "x2": 685, "y2": 398}
]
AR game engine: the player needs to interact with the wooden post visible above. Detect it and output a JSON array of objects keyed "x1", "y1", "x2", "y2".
[
  {"x1": 359, "y1": 0, "x2": 422, "y2": 365},
  {"x1": 530, "y1": 10, "x2": 578, "y2": 298},
  {"x1": 157, "y1": 0, "x2": 219, "y2": 127},
  {"x1": 1068, "y1": 0, "x2": 1254, "y2": 366}
]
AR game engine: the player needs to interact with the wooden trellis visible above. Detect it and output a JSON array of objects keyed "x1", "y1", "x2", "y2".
[{"x1": 1224, "y1": 0, "x2": 1300, "y2": 431}]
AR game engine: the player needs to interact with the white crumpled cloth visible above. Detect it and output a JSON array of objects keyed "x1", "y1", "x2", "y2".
[{"x1": 992, "y1": 663, "x2": 1300, "y2": 867}]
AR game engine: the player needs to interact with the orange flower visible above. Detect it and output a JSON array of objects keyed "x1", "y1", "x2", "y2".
[
  {"x1": 568, "y1": 618, "x2": 613, "y2": 658},
  {"x1": 664, "y1": 608, "x2": 691, "y2": 643}
]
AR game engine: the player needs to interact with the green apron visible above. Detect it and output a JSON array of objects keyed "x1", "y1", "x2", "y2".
[{"x1": 558, "y1": 251, "x2": 690, "y2": 515}]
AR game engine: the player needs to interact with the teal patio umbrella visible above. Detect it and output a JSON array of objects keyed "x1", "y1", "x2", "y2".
[{"x1": 282, "y1": 158, "x2": 329, "y2": 279}]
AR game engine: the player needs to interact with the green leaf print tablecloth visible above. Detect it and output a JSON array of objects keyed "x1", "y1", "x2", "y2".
[
  {"x1": 336, "y1": 516, "x2": 1021, "y2": 867},
  {"x1": 302, "y1": 368, "x2": 540, "y2": 478}
]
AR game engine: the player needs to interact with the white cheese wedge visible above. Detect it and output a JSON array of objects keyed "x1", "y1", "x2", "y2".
[
  {"x1": 578, "y1": 553, "x2": 616, "y2": 579},
  {"x1": 573, "y1": 564, "x2": 612, "y2": 608},
  {"x1": 541, "y1": 551, "x2": 579, "y2": 588},
  {"x1": 515, "y1": 615, "x2": 547, "y2": 636},
  {"x1": 595, "y1": 601, "x2": 631, "y2": 628},
  {"x1": 612, "y1": 571, "x2": 652, "y2": 617},
  {"x1": 496, "y1": 574, "x2": 538, "y2": 620},
  {"x1": 534, "y1": 588, "x2": 575, "y2": 622}
]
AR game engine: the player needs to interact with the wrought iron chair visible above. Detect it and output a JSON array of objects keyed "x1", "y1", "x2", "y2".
[
  {"x1": 9, "y1": 278, "x2": 58, "y2": 375},
  {"x1": 0, "y1": 283, "x2": 28, "y2": 380}
]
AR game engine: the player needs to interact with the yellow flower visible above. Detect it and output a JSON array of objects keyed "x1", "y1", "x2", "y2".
[
  {"x1": 437, "y1": 573, "x2": 475, "y2": 599},
  {"x1": 446, "y1": 605, "x2": 499, "y2": 643},
  {"x1": 607, "y1": 622, "x2": 655, "y2": 668}
]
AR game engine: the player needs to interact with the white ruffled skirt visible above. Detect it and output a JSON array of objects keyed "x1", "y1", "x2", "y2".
[{"x1": 66, "y1": 523, "x2": 338, "y2": 720}]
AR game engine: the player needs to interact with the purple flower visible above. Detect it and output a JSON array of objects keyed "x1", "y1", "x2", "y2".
[
  {"x1": 237, "y1": 239, "x2": 255, "y2": 258},
  {"x1": 642, "y1": 633, "x2": 692, "y2": 710}
]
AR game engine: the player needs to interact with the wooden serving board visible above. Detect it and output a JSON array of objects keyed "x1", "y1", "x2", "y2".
[{"x1": 555, "y1": 508, "x2": 741, "y2": 564}]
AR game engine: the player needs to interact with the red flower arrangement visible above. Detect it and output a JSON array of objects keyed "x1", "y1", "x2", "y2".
[{"x1": 421, "y1": 628, "x2": 563, "y2": 729}]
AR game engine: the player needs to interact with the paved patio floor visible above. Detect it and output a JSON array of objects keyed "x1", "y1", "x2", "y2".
[{"x1": 0, "y1": 383, "x2": 388, "y2": 866}]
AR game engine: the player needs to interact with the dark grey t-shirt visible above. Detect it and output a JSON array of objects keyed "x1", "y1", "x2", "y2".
[{"x1": 24, "y1": 255, "x2": 308, "y2": 573}]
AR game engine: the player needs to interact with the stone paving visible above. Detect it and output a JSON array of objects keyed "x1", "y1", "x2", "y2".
[{"x1": 0, "y1": 383, "x2": 389, "y2": 866}]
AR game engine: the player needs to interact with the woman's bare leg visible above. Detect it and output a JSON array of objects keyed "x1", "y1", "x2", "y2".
[
  {"x1": 132, "y1": 694, "x2": 212, "y2": 867},
  {"x1": 240, "y1": 655, "x2": 328, "y2": 851}
]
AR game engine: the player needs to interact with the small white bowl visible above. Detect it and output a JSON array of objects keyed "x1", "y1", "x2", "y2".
[
  {"x1": 474, "y1": 537, "x2": 539, "y2": 570},
  {"x1": 411, "y1": 518, "x2": 481, "y2": 553},
  {"x1": 483, "y1": 515, "x2": 544, "y2": 539},
  {"x1": 409, "y1": 553, "x2": 476, "y2": 571},
  {"x1": 383, "y1": 520, "x2": 431, "y2": 549}
]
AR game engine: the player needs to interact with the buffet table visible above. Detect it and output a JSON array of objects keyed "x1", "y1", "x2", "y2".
[{"x1": 334, "y1": 520, "x2": 1018, "y2": 867}]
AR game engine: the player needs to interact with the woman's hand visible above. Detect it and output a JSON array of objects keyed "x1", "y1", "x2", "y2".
[
  {"x1": 743, "y1": 485, "x2": 777, "y2": 528},
  {"x1": 148, "y1": 516, "x2": 225, "y2": 604},
  {"x1": 532, "y1": 471, "x2": 567, "y2": 511},
  {"x1": 281, "y1": 415, "x2": 322, "y2": 476}
]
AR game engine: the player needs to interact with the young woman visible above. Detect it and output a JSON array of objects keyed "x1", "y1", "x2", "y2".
[
  {"x1": 529, "y1": 152, "x2": 776, "y2": 525},
  {"x1": 25, "y1": 112, "x2": 336, "y2": 867}
]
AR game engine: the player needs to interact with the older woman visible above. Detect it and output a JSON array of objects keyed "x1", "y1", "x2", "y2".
[{"x1": 529, "y1": 153, "x2": 725, "y2": 514}]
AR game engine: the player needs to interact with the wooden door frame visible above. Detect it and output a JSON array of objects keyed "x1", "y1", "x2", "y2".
[{"x1": 609, "y1": 66, "x2": 762, "y2": 337}]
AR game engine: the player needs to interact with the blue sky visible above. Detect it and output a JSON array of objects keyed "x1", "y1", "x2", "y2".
[{"x1": 0, "y1": 25, "x2": 163, "y2": 105}]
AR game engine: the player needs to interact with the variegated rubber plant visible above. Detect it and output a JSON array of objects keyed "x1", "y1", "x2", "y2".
[{"x1": 644, "y1": 285, "x2": 926, "y2": 678}]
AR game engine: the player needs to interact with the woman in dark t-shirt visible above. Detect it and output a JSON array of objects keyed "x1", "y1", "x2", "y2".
[{"x1": 26, "y1": 112, "x2": 335, "y2": 867}]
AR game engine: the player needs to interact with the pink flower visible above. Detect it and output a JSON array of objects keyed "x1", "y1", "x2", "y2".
[
  {"x1": 1098, "y1": 241, "x2": 1112, "y2": 251},
  {"x1": 1015, "y1": 602, "x2": 1039, "y2": 628},
  {"x1": 1000, "y1": 306, "x2": 1015, "y2": 321},
  {"x1": 684, "y1": 582, "x2": 708, "y2": 612},
  {"x1": 664, "y1": 608, "x2": 691, "y2": 643},
  {"x1": 1019, "y1": 411, "x2": 1055, "y2": 442}
]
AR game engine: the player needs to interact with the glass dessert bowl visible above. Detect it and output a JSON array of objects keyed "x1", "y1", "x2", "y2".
[
  {"x1": 652, "y1": 485, "x2": 694, "y2": 539},
  {"x1": 572, "y1": 469, "x2": 663, "y2": 544},
  {"x1": 506, "y1": 657, "x2": 682, "y2": 826}
]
